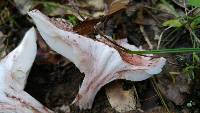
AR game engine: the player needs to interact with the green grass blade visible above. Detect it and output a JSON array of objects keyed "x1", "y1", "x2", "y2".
[{"x1": 126, "y1": 48, "x2": 200, "y2": 55}]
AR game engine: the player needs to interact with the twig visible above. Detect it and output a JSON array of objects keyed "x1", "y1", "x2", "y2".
[
  {"x1": 139, "y1": 25, "x2": 153, "y2": 49},
  {"x1": 132, "y1": 84, "x2": 141, "y2": 109},
  {"x1": 144, "y1": 8, "x2": 161, "y2": 24},
  {"x1": 95, "y1": 28, "x2": 126, "y2": 51},
  {"x1": 69, "y1": 0, "x2": 85, "y2": 21},
  {"x1": 157, "y1": 26, "x2": 172, "y2": 49},
  {"x1": 144, "y1": 5, "x2": 174, "y2": 14},
  {"x1": 187, "y1": 26, "x2": 200, "y2": 44},
  {"x1": 163, "y1": 30, "x2": 182, "y2": 47},
  {"x1": 151, "y1": 78, "x2": 171, "y2": 113}
]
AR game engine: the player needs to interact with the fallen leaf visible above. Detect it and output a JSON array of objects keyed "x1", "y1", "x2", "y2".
[
  {"x1": 28, "y1": 9, "x2": 166, "y2": 109},
  {"x1": 162, "y1": 19, "x2": 183, "y2": 27},
  {"x1": 0, "y1": 27, "x2": 53, "y2": 113},
  {"x1": 157, "y1": 63, "x2": 190, "y2": 105},
  {"x1": 144, "y1": 106, "x2": 167, "y2": 113},
  {"x1": 105, "y1": 81, "x2": 136, "y2": 112},
  {"x1": 73, "y1": 18, "x2": 100, "y2": 35},
  {"x1": 106, "y1": 0, "x2": 129, "y2": 15},
  {"x1": 74, "y1": 0, "x2": 105, "y2": 18}
]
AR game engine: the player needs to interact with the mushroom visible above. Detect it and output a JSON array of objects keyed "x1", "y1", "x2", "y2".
[
  {"x1": 28, "y1": 9, "x2": 166, "y2": 109},
  {"x1": 0, "y1": 28, "x2": 53, "y2": 113}
]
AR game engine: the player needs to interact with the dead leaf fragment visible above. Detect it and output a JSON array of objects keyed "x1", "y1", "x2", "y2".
[
  {"x1": 106, "y1": 0, "x2": 130, "y2": 15},
  {"x1": 73, "y1": 19, "x2": 100, "y2": 35},
  {"x1": 106, "y1": 81, "x2": 136, "y2": 112},
  {"x1": 157, "y1": 64, "x2": 190, "y2": 105},
  {"x1": 144, "y1": 106, "x2": 167, "y2": 113}
]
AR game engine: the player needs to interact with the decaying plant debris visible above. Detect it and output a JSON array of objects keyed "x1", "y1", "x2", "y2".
[{"x1": 105, "y1": 81, "x2": 137, "y2": 112}]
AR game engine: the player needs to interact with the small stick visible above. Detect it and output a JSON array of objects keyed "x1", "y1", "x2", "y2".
[
  {"x1": 68, "y1": 0, "x2": 85, "y2": 21},
  {"x1": 157, "y1": 26, "x2": 172, "y2": 49},
  {"x1": 139, "y1": 25, "x2": 153, "y2": 49}
]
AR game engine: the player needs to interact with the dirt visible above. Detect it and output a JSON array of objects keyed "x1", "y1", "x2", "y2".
[{"x1": 24, "y1": 62, "x2": 116, "y2": 113}]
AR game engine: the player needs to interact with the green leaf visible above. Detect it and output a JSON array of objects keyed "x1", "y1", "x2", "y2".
[
  {"x1": 190, "y1": 16, "x2": 200, "y2": 28},
  {"x1": 189, "y1": 0, "x2": 200, "y2": 7},
  {"x1": 162, "y1": 19, "x2": 183, "y2": 27},
  {"x1": 67, "y1": 16, "x2": 78, "y2": 26},
  {"x1": 193, "y1": 53, "x2": 200, "y2": 62}
]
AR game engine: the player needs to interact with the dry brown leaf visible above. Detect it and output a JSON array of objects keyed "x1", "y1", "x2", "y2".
[
  {"x1": 105, "y1": 81, "x2": 136, "y2": 112},
  {"x1": 144, "y1": 106, "x2": 167, "y2": 113},
  {"x1": 157, "y1": 64, "x2": 190, "y2": 105},
  {"x1": 73, "y1": 19, "x2": 100, "y2": 35},
  {"x1": 106, "y1": 0, "x2": 129, "y2": 15}
]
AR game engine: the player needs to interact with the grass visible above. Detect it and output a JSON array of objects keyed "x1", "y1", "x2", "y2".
[
  {"x1": 136, "y1": 1, "x2": 200, "y2": 112},
  {"x1": 125, "y1": 48, "x2": 200, "y2": 55}
]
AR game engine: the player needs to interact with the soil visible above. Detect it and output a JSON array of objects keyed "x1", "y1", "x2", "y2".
[{"x1": 25, "y1": 62, "x2": 116, "y2": 113}]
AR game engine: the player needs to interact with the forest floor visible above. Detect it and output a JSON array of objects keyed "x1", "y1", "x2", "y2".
[{"x1": 0, "y1": 0, "x2": 200, "y2": 113}]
